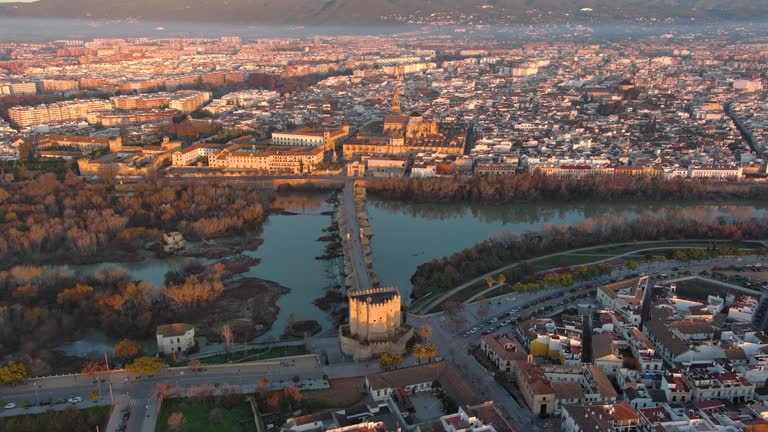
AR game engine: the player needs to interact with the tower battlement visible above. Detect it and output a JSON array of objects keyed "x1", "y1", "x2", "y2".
[
  {"x1": 341, "y1": 285, "x2": 412, "y2": 361},
  {"x1": 348, "y1": 286, "x2": 401, "y2": 306}
]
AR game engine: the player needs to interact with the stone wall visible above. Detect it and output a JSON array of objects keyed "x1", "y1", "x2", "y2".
[
  {"x1": 349, "y1": 287, "x2": 402, "y2": 341},
  {"x1": 339, "y1": 325, "x2": 414, "y2": 362}
]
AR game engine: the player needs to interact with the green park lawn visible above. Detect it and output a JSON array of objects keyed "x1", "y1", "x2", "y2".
[
  {"x1": 197, "y1": 346, "x2": 308, "y2": 365},
  {"x1": 0, "y1": 405, "x2": 111, "y2": 432},
  {"x1": 672, "y1": 278, "x2": 735, "y2": 300},
  {"x1": 589, "y1": 240, "x2": 750, "y2": 256},
  {"x1": 156, "y1": 397, "x2": 256, "y2": 432}
]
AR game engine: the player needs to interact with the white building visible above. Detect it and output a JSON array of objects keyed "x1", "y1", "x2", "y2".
[
  {"x1": 271, "y1": 126, "x2": 349, "y2": 148},
  {"x1": 728, "y1": 294, "x2": 758, "y2": 322},
  {"x1": 171, "y1": 144, "x2": 221, "y2": 166},
  {"x1": 687, "y1": 166, "x2": 743, "y2": 180},
  {"x1": 156, "y1": 323, "x2": 195, "y2": 355},
  {"x1": 733, "y1": 79, "x2": 763, "y2": 92}
]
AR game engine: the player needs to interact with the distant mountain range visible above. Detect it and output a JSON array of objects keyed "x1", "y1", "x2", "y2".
[{"x1": 0, "y1": 0, "x2": 766, "y2": 24}]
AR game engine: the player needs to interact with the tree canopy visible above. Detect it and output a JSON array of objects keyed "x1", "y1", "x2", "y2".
[{"x1": 125, "y1": 356, "x2": 164, "y2": 377}]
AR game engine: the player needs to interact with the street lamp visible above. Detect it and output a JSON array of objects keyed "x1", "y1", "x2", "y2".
[{"x1": 104, "y1": 352, "x2": 114, "y2": 404}]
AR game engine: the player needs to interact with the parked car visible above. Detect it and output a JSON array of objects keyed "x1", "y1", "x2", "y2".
[
  {"x1": 68, "y1": 397, "x2": 83, "y2": 404},
  {"x1": 463, "y1": 331, "x2": 471, "y2": 337},
  {"x1": 4, "y1": 402, "x2": 16, "y2": 409}
]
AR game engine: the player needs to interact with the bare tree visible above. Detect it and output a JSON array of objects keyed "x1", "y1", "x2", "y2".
[
  {"x1": 221, "y1": 324, "x2": 234, "y2": 359},
  {"x1": 168, "y1": 412, "x2": 185, "y2": 432}
]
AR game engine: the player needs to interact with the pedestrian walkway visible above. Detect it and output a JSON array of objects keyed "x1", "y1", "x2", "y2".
[{"x1": 104, "y1": 396, "x2": 129, "y2": 432}]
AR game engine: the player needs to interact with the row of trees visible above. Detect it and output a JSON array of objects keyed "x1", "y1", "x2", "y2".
[
  {"x1": 366, "y1": 173, "x2": 768, "y2": 204},
  {"x1": 410, "y1": 209, "x2": 768, "y2": 299},
  {"x1": 0, "y1": 173, "x2": 269, "y2": 265}
]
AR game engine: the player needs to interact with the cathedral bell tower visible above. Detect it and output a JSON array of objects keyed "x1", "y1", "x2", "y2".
[{"x1": 392, "y1": 88, "x2": 401, "y2": 114}]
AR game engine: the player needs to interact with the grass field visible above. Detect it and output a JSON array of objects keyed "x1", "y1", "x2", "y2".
[
  {"x1": 156, "y1": 397, "x2": 256, "y2": 432},
  {"x1": 529, "y1": 254, "x2": 610, "y2": 272},
  {"x1": 589, "y1": 241, "x2": 751, "y2": 256},
  {"x1": 418, "y1": 239, "x2": 765, "y2": 314},
  {"x1": 0, "y1": 405, "x2": 111, "y2": 432},
  {"x1": 672, "y1": 278, "x2": 736, "y2": 300},
  {"x1": 197, "y1": 346, "x2": 308, "y2": 365}
]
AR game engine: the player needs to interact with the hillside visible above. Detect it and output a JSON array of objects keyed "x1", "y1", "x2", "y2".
[{"x1": 0, "y1": 0, "x2": 766, "y2": 24}]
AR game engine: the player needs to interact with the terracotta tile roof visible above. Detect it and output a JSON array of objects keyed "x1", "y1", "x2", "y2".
[
  {"x1": 592, "y1": 332, "x2": 621, "y2": 362},
  {"x1": 156, "y1": 323, "x2": 194, "y2": 337},
  {"x1": 552, "y1": 381, "x2": 584, "y2": 401},
  {"x1": 671, "y1": 320, "x2": 715, "y2": 335},
  {"x1": 644, "y1": 319, "x2": 691, "y2": 356},
  {"x1": 366, "y1": 362, "x2": 482, "y2": 406},
  {"x1": 518, "y1": 363, "x2": 555, "y2": 396},
  {"x1": 587, "y1": 365, "x2": 619, "y2": 399}
]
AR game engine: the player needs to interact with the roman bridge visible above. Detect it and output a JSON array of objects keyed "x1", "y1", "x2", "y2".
[{"x1": 338, "y1": 180, "x2": 379, "y2": 291}]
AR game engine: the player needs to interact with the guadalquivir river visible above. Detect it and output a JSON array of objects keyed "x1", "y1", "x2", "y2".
[{"x1": 59, "y1": 192, "x2": 768, "y2": 354}]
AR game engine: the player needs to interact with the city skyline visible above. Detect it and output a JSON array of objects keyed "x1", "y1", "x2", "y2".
[{"x1": 0, "y1": 6, "x2": 767, "y2": 432}]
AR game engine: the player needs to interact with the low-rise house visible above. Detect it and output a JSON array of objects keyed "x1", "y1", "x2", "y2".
[
  {"x1": 592, "y1": 332, "x2": 624, "y2": 377},
  {"x1": 515, "y1": 362, "x2": 556, "y2": 417},
  {"x1": 561, "y1": 401, "x2": 640, "y2": 432},
  {"x1": 156, "y1": 323, "x2": 195, "y2": 355},
  {"x1": 163, "y1": 232, "x2": 185, "y2": 253},
  {"x1": 480, "y1": 333, "x2": 527, "y2": 373}
]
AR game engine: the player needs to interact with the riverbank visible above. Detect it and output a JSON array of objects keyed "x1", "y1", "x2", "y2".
[
  {"x1": 196, "y1": 277, "x2": 291, "y2": 342},
  {"x1": 364, "y1": 175, "x2": 768, "y2": 204}
]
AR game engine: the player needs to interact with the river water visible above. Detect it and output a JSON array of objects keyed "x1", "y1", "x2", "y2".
[
  {"x1": 366, "y1": 200, "x2": 768, "y2": 298},
  {"x1": 57, "y1": 193, "x2": 768, "y2": 354}
]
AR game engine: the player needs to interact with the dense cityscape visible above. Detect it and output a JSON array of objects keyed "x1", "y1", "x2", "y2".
[{"x1": 0, "y1": 8, "x2": 767, "y2": 432}]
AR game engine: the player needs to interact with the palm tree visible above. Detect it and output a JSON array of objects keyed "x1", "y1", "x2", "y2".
[
  {"x1": 423, "y1": 344, "x2": 439, "y2": 363},
  {"x1": 413, "y1": 343, "x2": 427, "y2": 365},
  {"x1": 417, "y1": 324, "x2": 432, "y2": 343}
]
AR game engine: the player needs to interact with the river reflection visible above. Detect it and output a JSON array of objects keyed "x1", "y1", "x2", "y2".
[
  {"x1": 58, "y1": 193, "x2": 768, "y2": 352},
  {"x1": 367, "y1": 198, "x2": 768, "y2": 299}
]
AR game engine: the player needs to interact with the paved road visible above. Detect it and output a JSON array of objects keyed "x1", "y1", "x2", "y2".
[
  {"x1": 413, "y1": 239, "x2": 760, "y2": 314},
  {"x1": 0, "y1": 357, "x2": 323, "y2": 432},
  {"x1": 2, "y1": 255, "x2": 765, "y2": 432},
  {"x1": 342, "y1": 180, "x2": 372, "y2": 290},
  {"x1": 410, "y1": 254, "x2": 767, "y2": 430}
]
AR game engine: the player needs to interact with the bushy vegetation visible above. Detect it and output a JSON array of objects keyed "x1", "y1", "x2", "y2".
[
  {"x1": 410, "y1": 209, "x2": 768, "y2": 299},
  {"x1": 367, "y1": 173, "x2": 768, "y2": 203},
  {"x1": 0, "y1": 261, "x2": 237, "y2": 376},
  {"x1": 0, "y1": 173, "x2": 269, "y2": 266},
  {"x1": 0, "y1": 406, "x2": 110, "y2": 432}
]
